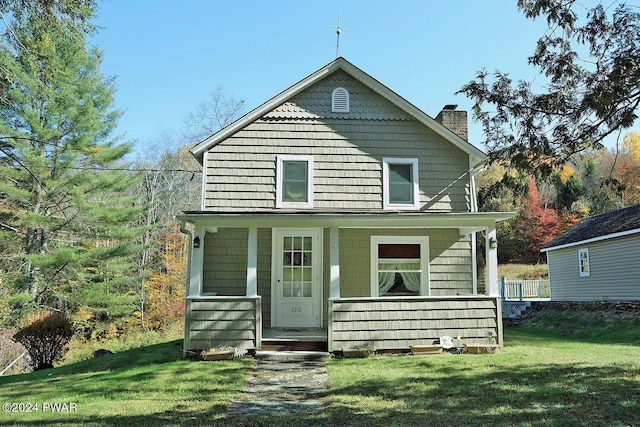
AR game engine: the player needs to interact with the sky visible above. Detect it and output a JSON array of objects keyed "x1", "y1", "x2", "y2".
[{"x1": 90, "y1": 1, "x2": 558, "y2": 157}]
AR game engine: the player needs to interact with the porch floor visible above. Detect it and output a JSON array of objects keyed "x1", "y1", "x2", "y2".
[{"x1": 263, "y1": 328, "x2": 328, "y2": 341}]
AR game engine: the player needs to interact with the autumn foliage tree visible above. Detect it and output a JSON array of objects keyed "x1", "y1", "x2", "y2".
[
  {"x1": 144, "y1": 221, "x2": 187, "y2": 331},
  {"x1": 518, "y1": 179, "x2": 563, "y2": 263},
  {"x1": 614, "y1": 132, "x2": 640, "y2": 206}
]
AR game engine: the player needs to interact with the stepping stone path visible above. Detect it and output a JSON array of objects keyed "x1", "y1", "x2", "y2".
[{"x1": 227, "y1": 352, "x2": 329, "y2": 417}]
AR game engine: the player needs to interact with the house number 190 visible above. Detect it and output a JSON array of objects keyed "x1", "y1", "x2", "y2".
[{"x1": 291, "y1": 307, "x2": 302, "y2": 313}]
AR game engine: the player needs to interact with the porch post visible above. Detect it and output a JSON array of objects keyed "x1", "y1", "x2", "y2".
[
  {"x1": 189, "y1": 226, "x2": 205, "y2": 297},
  {"x1": 329, "y1": 227, "x2": 340, "y2": 299},
  {"x1": 246, "y1": 227, "x2": 258, "y2": 296},
  {"x1": 486, "y1": 226, "x2": 499, "y2": 296}
]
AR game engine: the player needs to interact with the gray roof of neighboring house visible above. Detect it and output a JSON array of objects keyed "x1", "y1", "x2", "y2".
[{"x1": 542, "y1": 204, "x2": 640, "y2": 251}]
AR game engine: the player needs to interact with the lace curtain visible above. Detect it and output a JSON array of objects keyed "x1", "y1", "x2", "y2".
[{"x1": 378, "y1": 262, "x2": 420, "y2": 294}]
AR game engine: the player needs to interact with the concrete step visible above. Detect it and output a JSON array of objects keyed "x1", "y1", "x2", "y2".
[{"x1": 503, "y1": 300, "x2": 532, "y2": 319}]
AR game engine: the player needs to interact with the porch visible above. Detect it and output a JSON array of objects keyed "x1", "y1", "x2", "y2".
[
  {"x1": 184, "y1": 295, "x2": 503, "y2": 353},
  {"x1": 179, "y1": 211, "x2": 512, "y2": 353}
]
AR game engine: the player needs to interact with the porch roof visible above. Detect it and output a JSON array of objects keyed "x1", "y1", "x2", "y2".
[{"x1": 177, "y1": 210, "x2": 514, "y2": 232}]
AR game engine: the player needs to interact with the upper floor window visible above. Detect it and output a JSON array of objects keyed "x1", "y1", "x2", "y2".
[
  {"x1": 276, "y1": 155, "x2": 314, "y2": 208},
  {"x1": 331, "y1": 87, "x2": 349, "y2": 113},
  {"x1": 578, "y1": 248, "x2": 590, "y2": 277},
  {"x1": 382, "y1": 158, "x2": 420, "y2": 210}
]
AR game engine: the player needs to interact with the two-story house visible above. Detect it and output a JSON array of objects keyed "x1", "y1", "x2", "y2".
[{"x1": 178, "y1": 57, "x2": 512, "y2": 353}]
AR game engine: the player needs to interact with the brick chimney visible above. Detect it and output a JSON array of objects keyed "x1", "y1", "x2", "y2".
[{"x1": 434, "y1": 104, "x2": 468, "y2": 141}]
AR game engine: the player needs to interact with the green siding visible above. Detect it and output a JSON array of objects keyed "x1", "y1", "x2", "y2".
[
  {"x1": 202, "y1": 228, "x2": 247, "y2": 296},
  {"x1": 329, "y1": 297, "x2": 501, "y2": 351},
  {"x1": 336, "y1": 228, "x2": 473, "y2": 298},
  {"x1": 185, "y1": 297, "x2": 261, "y2": 350},
  {"x1": 203, "y1": 72, "x2": 472, "y2": 212},
  {"x1": 548, "y1": 234, "x2": 640, "y2": 301}
]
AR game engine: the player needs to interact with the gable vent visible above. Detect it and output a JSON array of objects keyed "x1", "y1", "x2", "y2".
[{"x1": 331, "y1": 87, "x2": 350, "y2": 113}]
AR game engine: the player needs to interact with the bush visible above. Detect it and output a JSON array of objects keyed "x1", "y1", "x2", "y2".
[{"x1": 13, "y1": 311, "x2": 73, "y2": 371}]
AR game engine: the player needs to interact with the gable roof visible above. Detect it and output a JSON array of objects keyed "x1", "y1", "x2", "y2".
[
  {"x1": 189, "y1": 57, "x2": 486, "y2": 165},
  {"x1": 542, "y1": 204, "x2": 640, "y2": 252}
]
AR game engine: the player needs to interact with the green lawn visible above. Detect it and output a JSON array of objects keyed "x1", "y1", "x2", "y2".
[
  {"x1": 0, "y1": 324, "x2": 638, "y2": 426},
  {"x1": 0, "y1": 340, "x2": 254, "y2": 426}
]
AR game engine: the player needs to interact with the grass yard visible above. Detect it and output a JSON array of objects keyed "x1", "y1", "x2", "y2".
[
  {"x1": 0, "y1": 316, "x2": 638, "y2": 426},
  {"x1": 499, "y1": 263, "x2": 548, "y2": 279},
  {"x1": 0, "y1": 340, "x2": 255, "y2": 426}
]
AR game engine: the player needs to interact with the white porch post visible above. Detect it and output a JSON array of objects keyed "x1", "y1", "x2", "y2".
[
  {"x1": 486, "y1": 226, "x2": 499, "y2": 296},
  {"x1": 329, "y1": 227, "x2": 340, "y2": 299},
  {"x1": 189, "y1": 226, "x2": 205, "y2": 297},
  {"x1": 246, "y1": 227, "x2": 258, "y2": 296}
]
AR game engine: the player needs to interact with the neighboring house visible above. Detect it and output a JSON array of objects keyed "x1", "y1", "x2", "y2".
[
  {"x1": 541, "y1": 204, "x2": 640, "y2": 301},
  {"x1": 177, "y1": 57, "x2": 513, "y2": 353}
]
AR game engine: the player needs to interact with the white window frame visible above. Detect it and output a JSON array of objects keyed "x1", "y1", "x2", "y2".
[
  {"x1": 331, "y1": 87, "x2": 349, "y2": 113},
  {"x1": 370, "y1": 235, "x2": 430, "y2": 297},
  {"x1": 276, "y1": 155, "x2": 314, "y2": 209},
  {"x1": 578, "y1": 248, "x2": 590, "y2": 277},
  {"x1": 382, "y1": 158, "x2": 420, "y2": 210}
]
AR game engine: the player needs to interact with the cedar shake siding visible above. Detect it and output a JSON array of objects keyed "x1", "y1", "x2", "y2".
[
  {"x1": 203, "y1": 228, "x2": 474, "y2": 328},
  {"x1": 328, "y1": 297, "x2": 500, "y2": 350},
  {"x1": 180, "y1": 58, "x2": 511, "y2": 353},
  {"x1": 337, "y1": 229, "x2": 473, "y2": 298},
  {"x1": 203, "y1": 72, "x2": 471, "y2": 212}
]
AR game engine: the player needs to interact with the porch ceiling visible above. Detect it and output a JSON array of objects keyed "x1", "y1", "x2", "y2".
[{"x1": 177, "y1": 210, "x2": 514, "y2": 231}]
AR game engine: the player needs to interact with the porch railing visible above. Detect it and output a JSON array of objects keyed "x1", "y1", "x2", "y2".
[
  {"x1": 184, "y1": 296, "x2": 262, "y2": 351},
  {"x1": 328, "y1": 296, "x2": 502, "y2": 352},
  {"x1": 500, "y1": 276, "x2": 550, "y2": 300}
]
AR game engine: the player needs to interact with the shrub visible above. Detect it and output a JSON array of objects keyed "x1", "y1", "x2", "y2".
[{"x1": 13, "y1": 311, "x2": 73, "y2": 371}]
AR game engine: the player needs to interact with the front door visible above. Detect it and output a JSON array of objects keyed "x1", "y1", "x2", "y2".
[{"x1": 272, "y1": 228, "x2": 322, "y2": 328}]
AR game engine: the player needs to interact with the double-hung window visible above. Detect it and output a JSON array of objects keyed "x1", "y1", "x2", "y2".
[
  {"x1": 578, "y1": 248, "x2": 590, "y2": 277},
  {"x1": 382, "y1": 158, "x2": 419, "y2": 209},
  {"x1": 276, "y1": 155, "x2": 313, "y2": 208},
  {"x1": 371, "y1": 236, "x2": 429, "y2": 297}
]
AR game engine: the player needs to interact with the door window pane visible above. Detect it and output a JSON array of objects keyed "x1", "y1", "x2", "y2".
[{"x1": 281, "y1": 234, "x2": 314, "y2": 299}]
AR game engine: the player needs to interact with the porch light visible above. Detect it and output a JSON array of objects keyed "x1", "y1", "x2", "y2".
[
  {"x1": 193, "y1": 236, "x2": 200, "y2": 249},
  {"x1": 489, "y1": 237, "x2": 497, "y2": 249}
]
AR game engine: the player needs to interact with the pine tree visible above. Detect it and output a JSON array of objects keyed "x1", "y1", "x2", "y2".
[{"x1": 0, "y1": 4, "x2": 142, "y2": 324}]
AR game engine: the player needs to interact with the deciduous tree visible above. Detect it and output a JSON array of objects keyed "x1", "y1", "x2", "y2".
[
  {"x1": 518, "y1": 179, "x2": 563, "y2": 262},
  {"x1": 459, "y1": 0, "x2": 640, "y2": 178}
]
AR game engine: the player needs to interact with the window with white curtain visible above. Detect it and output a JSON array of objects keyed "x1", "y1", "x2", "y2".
[
  {"x1": 370, "y1": 236, "x2": 429, "y2": 297},
  {"x1": 276, "y1": 155, "x2": 314, "y2": 208},
  {"x1": 578, "y1": 248, "x2": 590, "y2": 277}
]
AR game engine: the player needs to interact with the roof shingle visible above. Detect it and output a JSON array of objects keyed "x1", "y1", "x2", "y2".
[{"x1": 543, "y1": 204, "x2": 640, "y2": 250}]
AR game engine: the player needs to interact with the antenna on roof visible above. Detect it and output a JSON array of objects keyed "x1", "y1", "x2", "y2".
[{"x1": 330, "y1": 11, "x2": 347, "y2": 58}]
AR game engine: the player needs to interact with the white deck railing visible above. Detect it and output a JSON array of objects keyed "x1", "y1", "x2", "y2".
[{"x1": 500, "y1": 277, "x2": 550, "y2": 300}]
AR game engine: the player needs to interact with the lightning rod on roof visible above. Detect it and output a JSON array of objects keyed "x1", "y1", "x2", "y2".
[{"x1": 331, "y1": 11, "x2": 347, "y2": 58}]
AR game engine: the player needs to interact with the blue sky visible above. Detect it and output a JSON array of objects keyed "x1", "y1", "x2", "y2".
[{"x1": 91, "y1": 1, "x2": 553, "y2": 156}]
